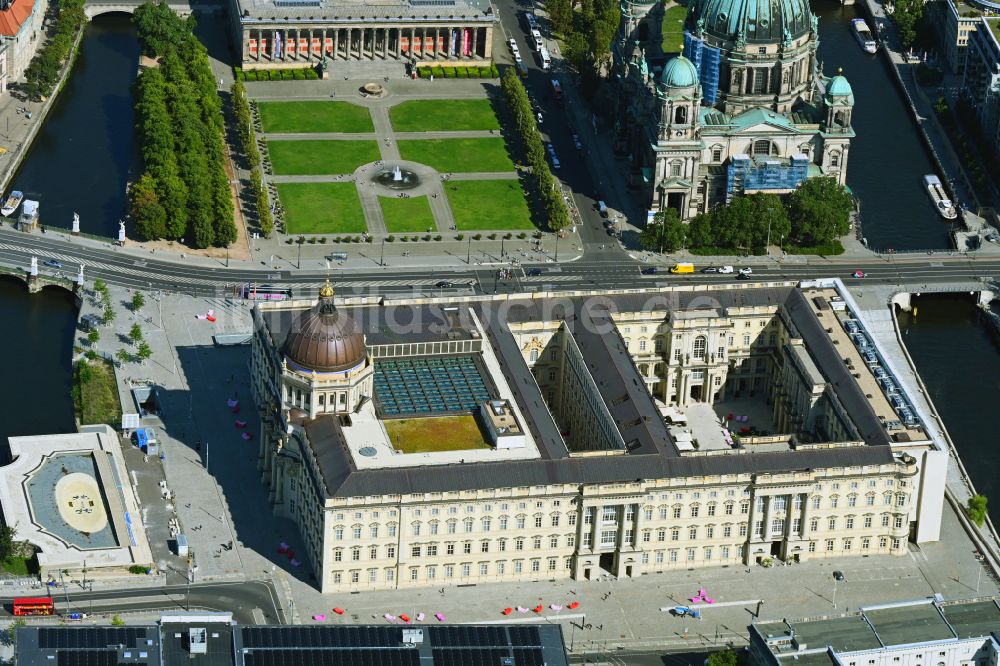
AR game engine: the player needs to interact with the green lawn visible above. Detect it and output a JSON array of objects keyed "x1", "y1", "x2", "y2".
[
  {"x1": 444, "y1": 180, "x2": 534, "y2": 230},
  {"x1": 73, "y1": 359, "x2": 122, "y2": 427},
  {"x1": 276, "y1": 182, "x2": 368, "y2": 234},
  {"x1": 1, "y1": 555, "x2": 36, "y2": 576},
  {"x1": 384, "y1": 416, "x2": 490, "y2": 453},
  {"x1": 380, "y1": 196, "x2": 437, "y2": 233},
  {"x1": 258, "y1": 101, "x2": 375, "y2": 133},
  {"x1": 267, "y1": 140, "x2": 380, "y2": 175},
  {"x1": 397, "y1": 138, "x2": 514, "y2": 173},
  {"x1": 389, "y1": 99, "x2": 501, "y2": 132},
  {"x1": 662, "y1": 2, "x2": 688, "y2": 53}
]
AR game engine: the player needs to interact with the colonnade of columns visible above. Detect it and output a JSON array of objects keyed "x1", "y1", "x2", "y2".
[{"x1": 242, "y1": 25, "x2": 492, "y2": 64}]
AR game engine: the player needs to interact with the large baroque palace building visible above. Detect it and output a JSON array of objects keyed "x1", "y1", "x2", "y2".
[
  {"x1": 250, "y1": 283, "x2": 945, "y2": 594},
  {"x1": 612, "y1": 0, "x2": 855, "y2": 219}
]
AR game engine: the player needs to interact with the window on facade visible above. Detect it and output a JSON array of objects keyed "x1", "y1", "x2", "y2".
[
  {"x1": 351, "y1": 548, "x2": 361, "y2": 561},
  {"x1": 692, "y1": 336, "x2": 707, "y2": 360},
  {"x1": 712, "y1": 147, "x2": 723, "y2": 162},
  {"x1": 846, "y1": 517, "x2": 854, "y2": 530},
  {"x1": 670, "y1": 162, "x2": 682, "y2": 177},
  {"x1": 516, "y1": 516, "x2": 526, "y2": 529},
  {"x1": 370, "y1": 546, "x2": 378, "y2": 559},
  {"x1": 463, "y1": 542, "x2": 472, "y2": 554},
  {"x1": 671, "y1": 528, "x2": 680, "y2": 541},
  {"x1": 690, "y1": 505, "x2": 700, "y2": 518},
  {"x1": 529, "y1": 349, "x2": 539, "y2": 362},
  {"x1": 830, "y1": 152, "x2": 840, "y2": 167}
]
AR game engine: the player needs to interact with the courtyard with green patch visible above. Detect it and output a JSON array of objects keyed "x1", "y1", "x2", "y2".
[
  {"x1": 380, "y1": 196, "x2": 438, "y2": 233},
  {"x1": 276, "y1": 182, "x2": 367, "y2": 234},
  {"x1": 384, "y1": 415, "x2": 490, "y2": 454},
  {"x1": 267, "y1": 140, "x2": 381, "y2": 175},
  {"x1": 388, "y1": 99, "x2": 501, "y2": 132},
  {"x1": 258, "y1": 101, "x2": 375, "y2": 133},
  {"x1": 397, "y1": 138, "x2": 515, "y2": 172},
  {"x1": 662, "y1": 2, "x2": 688, "y2": 53},
  {"x1": 444, "y1": 180, "x2": 533, "y2": 230}
]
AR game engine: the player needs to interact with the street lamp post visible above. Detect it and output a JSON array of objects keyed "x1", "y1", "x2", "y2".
[
  {"x1": 380, "y1": 238, "x2": 386, "y2": 267},
  {"x1": 555, "y1": 233, "x2": 560, "y2": 262},
  {"x1": 500, "y1": 237, "x2": 505, "y2": 259},
  {"x1": 466, "y1": 235, "x2": 472, "y2": 264},
  {"x1": 297, "y1": 241, "x2": 302, "y2": 269}
]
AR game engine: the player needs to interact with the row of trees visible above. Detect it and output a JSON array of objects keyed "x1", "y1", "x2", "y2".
[
  {"x1": 549, "y1": 0, "x2": 619, "y2": 92},
  {"x1": 23, "y1": 0, "x2": 86, "y2": 101},
  {"x1": 128, "y1": 1, "x2": 236, "y2": 248},
  {"x1": 500, "y1": 69, "x2": 571, "y2": 231},
  {"x1": 232, "y1": 81, "x2": 274, "y2": 237},
  {"x1": 640, "y1": 177, "x2": 855, "y2": 253}
]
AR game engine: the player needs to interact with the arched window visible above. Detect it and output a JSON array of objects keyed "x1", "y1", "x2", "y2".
[
  {"x1": 693, "y1": 336, "x2": 707, "y2": 360},
  {"x1": 670, "y1": 161, "x2": 682, "y2": 177},
  {"x1": 830, "y1": 152, "x2": 840, "y2": 167},
  {"x1": 674, "y1": 106, "x2": 687, "y2": 124},
  {"x1": 711, "y1": 146, "x2": 723, "y2": 162},
  {"x1": 752, "y1": 139, "x2": 773, "y2": 156},
  {"x1": 528, "y1": 348, "x2": 539, "y2": 362}
]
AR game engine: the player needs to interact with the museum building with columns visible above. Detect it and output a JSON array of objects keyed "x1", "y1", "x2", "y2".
[
  {"x1": 229, "y1": 0, "x2": 495, "y2": 70},
  {"x1": 250, "y1": 282, "x2": 946, "y2": 594}
]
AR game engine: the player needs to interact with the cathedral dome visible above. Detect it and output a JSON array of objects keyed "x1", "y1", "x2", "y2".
[
  {"x1": 283, "y1": 282, "x2": 367, "y2": 373},
  {"x1": 826, "y1": 74, "x2": 854, "y2": 103},
  {"x1": 660, "y1": 55, "x2": 699, "y2": 88},
  {"x1": 688, "y1": 0, "x2": 813, "y2": 44}
]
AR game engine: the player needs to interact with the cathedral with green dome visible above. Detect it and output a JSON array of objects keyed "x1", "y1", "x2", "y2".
[{"x1": 611, "y1": 0, "x2": 855, "y2": 219}]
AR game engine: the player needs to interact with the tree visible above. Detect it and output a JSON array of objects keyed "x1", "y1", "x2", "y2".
[
  {"x1": 115, "y1": 349, "x2": 131, "y2": 365},
  {"x1": 131, "y1": 291, "x2": 145, "y2": 311},
  {"x1": 93, "y1": 278, "x2": 107, "y2": 293},
  {"x1": 137, "y1": 341, "x2": 153, "y2": 362},
  {"x1": 0, "y1": 523, "x2": 17, "y2": 563},
  {"x1": 706, "y1": 651, "x2": 739, "y2": 666},
  {"x1": 787, "y1": 177, "x2": 854, "y2": 246},
  {"x1": 639, "y1": 208, "x2": 686, "y2": 252},
  {"x1": 129, "y1": 173, "x2": 168, "y2": 241},
  {"x1": 103, "y1": 303, "x2": 116, "y2": 325},
  {"x1": 686, "y1": 212, "x2": 714, "y2": 248},
  {"x1": 967, "y1": 494, "x2": 988, "y2": 528},
  {"x1": 87, "y1": 329, "x2": 100, "y2": 345},
  {"x1": 128, "y1": 323, "x2": 143, "y2": 344},
  {"x1": 110, "y1": 613, "x2": 125, "y2": 627}
]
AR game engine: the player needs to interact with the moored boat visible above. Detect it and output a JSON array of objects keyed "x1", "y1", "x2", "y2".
[
  {"x1": 852, "y1": 18, "x2": 878, "y2": 53},
  {"x1": 1, "y1": 190, "x2": 23, "y2": 217},
  {"x1": 923, "y1": 175, "x2": 958, "y2": 220}
]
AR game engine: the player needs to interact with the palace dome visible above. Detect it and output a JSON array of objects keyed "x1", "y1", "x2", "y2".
[
  {"x1": 688, "y1": 0, "x2": 813, "y2": 44},
  {"x1": 826, "y1": 74, "x2": 854, "y2": 103},
  {"x1": 283, "y1": 282, "x2": 367, "y2": 373},
  {"x1": 661, "y1": 55, "x2": 700, "y2": 88}
]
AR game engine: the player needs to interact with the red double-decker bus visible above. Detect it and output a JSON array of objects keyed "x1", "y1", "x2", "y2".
[{"x1": 13, "y1": 596, "x2": 55, "y2": 616}]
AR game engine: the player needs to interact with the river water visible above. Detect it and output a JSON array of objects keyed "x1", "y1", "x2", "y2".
[{"x1": 9, "y1": 15, "x2": 139, "y2": 238}]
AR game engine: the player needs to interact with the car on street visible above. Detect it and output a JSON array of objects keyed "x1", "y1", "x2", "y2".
[
  {"x1": 571, "y1": 133, "x2": 583, "y2": 151},
  {"x1": 509, "y1": 38, "x2": 518, "y2": 52},
  {"x1": 736, "y1": 272, "x2": 751, "y2": 280},
  {"x1": 43, "y1": 260, "x2": 63, "y2": 269},
  {"x1": 833, "y1": 570, "x2": 845, "y2": 581},
  {"x1": 718, "y1": 265, "x2": 734, "y2": 274},
  {"x1": 738, "y1": 267, "x2": 752, "y2": 275},
  {"x1": 852, "y1": 270, "x2": 867, "y2": 278},
  {"x1": 640, "y1": 267, "x2": 658, "y2": 275},
  {"x1": 701, "y1": 267, "x2": 719, "y2": 273},
  {"x1": 435, "y1": 280, "x2": 452, "y2": 288},
  {"x1": 527, "y1": 268, "x2": 543, "y2": 276},
  {"x1": 513, "y1": 51, "x2": 523, "y2": 64}
]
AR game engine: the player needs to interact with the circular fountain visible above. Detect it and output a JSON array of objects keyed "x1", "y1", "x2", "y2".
[{"x1": 372, "y1": 164, "x2": 421, "y2": 190}]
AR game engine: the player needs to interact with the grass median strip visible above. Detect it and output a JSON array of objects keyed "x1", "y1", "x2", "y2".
[
  {"x1": 444, "y1": 180, "x2": 534, "y2": 230},
  {"x1": 277, "y1": 182, "x2": 368, "y2": 234},
  {"x1": 388, "y1": 99, "x2": 501, "y2": 132},
  {"x1": 267, "y1": 140, "x2": 380, "y2": 175},
  {"x1": 258, "y1": 101, "x2": 374, "y2": 133},
  {"x1": 397, "y1": 138, "x2": 514, "y2": 173}
]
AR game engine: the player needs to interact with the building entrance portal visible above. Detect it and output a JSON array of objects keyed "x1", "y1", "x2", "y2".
[
  {"x1": 598, "y1": 552, "x2": 615, "y2": 578},
  {"x1": 690, "y1": 384, "x2": 703, "y2": 402},
  {"x1": 770, "y1": 541, "x2": 781, "y2": 557}
]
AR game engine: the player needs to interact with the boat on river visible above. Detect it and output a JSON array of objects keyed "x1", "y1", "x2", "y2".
[
  {"x1": 923, "y1": 175, "x2": 958, "y2": 220},
  {"x1": 852, "y1": 19, "x2": 878, "y2": 53},
  {"x1": 1, "y1": 190, "x2": 23, "y2": 217}
]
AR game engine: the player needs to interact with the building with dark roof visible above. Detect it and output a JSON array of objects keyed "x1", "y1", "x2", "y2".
[
  {"x1": 250, "y1": 282, "x2": 944, "y2": 594},
  {"x1": 750, "y1": 597, "x2": 1000, "y2": 666},
  {"x1": 16, "y1": 613, "x2": 569, "y2": 666}
]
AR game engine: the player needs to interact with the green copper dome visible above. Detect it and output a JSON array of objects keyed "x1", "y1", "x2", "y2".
[
  {"x1": 826, "y1": 74, "x2": 854, "y2": 103},
  {"x1": 688, "y1": 0, "x2": 813, "y2": 43},
  {"x1": 661, "y1": 55, "x2": 699, "y2": 88}
]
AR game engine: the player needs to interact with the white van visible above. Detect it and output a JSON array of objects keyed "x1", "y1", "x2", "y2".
[{"x1": 539, "y1": 46, "x2": 551, "y2": 70}]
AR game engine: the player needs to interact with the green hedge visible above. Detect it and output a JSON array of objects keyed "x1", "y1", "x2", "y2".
[
  {"x1": 416, "y1": 64, "x2": 497, "y2": 79},
  {"x1": 237, "y1": 66, "x2": 320, "y2": 81}
]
